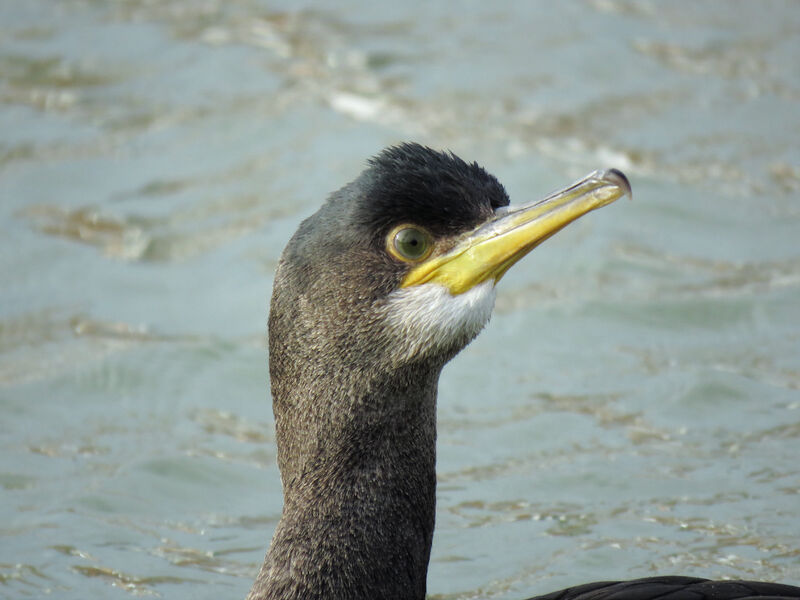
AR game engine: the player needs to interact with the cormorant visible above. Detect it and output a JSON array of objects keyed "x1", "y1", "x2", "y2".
[{"x1": 247, "y1": 143, "x2": 800, "y2": 600}]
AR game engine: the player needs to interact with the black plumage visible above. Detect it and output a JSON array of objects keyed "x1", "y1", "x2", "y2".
[{"x1": 528, "y1": 576, "x2": 800, "y2": 600}]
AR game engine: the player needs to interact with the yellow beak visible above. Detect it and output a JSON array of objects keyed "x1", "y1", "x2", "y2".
[{"x1": 401, "y1": 169, "x2": 631, "y2": 295}]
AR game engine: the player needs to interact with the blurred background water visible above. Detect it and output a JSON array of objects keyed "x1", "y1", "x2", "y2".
[{"x1": 1, "y1": 1, "x2": 799, "y2": 598}]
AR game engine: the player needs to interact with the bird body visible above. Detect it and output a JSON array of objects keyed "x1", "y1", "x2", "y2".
[
  {"x1": 247, "y1": 144, "x2": 799, "y2": 600},
  {"x1": 527, "y1": 576, "x2": 800, "y2": 600}
]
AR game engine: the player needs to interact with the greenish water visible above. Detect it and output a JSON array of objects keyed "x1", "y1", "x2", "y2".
[{"x1": 1, "y1": 1, "x2": 799, "y2": 598}]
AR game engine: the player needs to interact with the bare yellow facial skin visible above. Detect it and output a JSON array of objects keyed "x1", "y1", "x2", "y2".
[{"x1": 401, "y1": 169, "x2": 631, "y2": 295}]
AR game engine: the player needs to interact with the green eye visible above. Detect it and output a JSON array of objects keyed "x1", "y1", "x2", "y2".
[{"x1": 389, "y1": 226, "x2": 433, "y2": 262}]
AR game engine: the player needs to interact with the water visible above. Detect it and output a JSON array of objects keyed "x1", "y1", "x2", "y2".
[{"x1": 1, "y1": 1, "x2": 799, "y2": 598}]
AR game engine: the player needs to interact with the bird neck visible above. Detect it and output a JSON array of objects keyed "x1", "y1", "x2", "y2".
[{"x1": 248, "y1": 351, "x2": 443, "y2": 600}]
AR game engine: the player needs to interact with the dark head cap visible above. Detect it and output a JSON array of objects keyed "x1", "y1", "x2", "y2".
[
  {"x1": 356, "y1": 143, "x2": 510, "y2": 240},
  {"x1": 277, "y1": 143, "x2": 510, "y2": 302}
]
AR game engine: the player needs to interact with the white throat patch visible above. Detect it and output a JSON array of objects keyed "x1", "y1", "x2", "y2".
[{"x1": 381, "y1": 280, "x2": 496, "y2": 363}]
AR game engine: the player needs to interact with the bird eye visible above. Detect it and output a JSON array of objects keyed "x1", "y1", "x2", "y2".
[{"x1": 388, "y1": 225, "x2": 433, "y2": 262}]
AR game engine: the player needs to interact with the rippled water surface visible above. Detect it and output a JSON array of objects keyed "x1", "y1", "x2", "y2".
[{"x1": 1, "y1": 1, "x2": 799, "y2": 598}]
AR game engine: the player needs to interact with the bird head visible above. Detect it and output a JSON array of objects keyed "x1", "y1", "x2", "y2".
[{"x1": 269, "y1": 143, "x2": 629, "y2": 379}]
